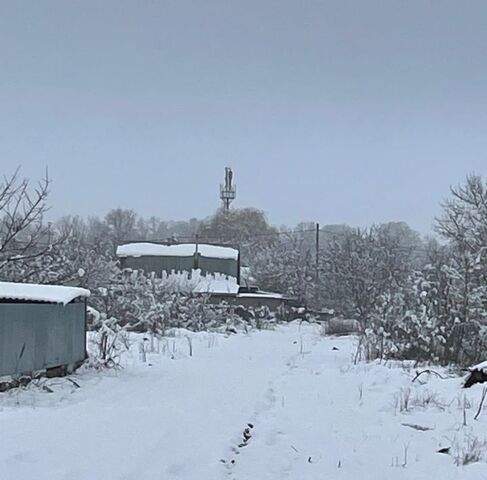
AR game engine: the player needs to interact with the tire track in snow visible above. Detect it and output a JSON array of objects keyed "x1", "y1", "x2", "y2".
[
  {"x1": 221, "y1": 332, "x2": 317, "y2": 479},
  {"x1": 221, "y1": 383, "x2": 278, "y2": 478},
  {"x1": 223, "y1": 330, "x2": 350, "y2": 479}
]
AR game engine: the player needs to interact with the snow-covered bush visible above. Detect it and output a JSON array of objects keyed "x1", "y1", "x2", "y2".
[
  {"x1": 89, "y1": 320, "x2": 130, "y2": 368},
  {"x1": 360, "y1": 261, "x2": 487, "y2": 365},
  {"x1": 453, "y1": 434, "x2": 487, "y2": 466},
  {"x1": 87, "y1": 268, "x2": 260, "y2": 334},
  {"x1": 355, "y1": 176, "x2": 487, "y2": 366}
]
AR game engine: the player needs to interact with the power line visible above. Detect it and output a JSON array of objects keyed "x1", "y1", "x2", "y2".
[{"x1": 122, "y1": 228, "x2": 433, "y2": 254}]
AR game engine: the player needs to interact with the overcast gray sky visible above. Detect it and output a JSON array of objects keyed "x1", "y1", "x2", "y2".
[{"x1": 1, "y1": 1, "x2": 486, "y2": 233}]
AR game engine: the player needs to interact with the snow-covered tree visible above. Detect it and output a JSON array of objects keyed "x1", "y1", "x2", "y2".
[
  {"x1": 320, "y1": 225, "x2": 417, "y2": 327},
  {"x1": 363, "y1": 234, "x2": 487, "y2": 365},
  {"x1": 199, "y1": 208, "x2": 278, "y2": 264},
  {"x1": 435, "y1": 174, "x2": 487, "y2": 324},
  {"x1": 1, "y1": 216, "x2": 118, "y2": 289},
  {"x1": 250, "y1": 234, "x2": 316, "y2": 307}
]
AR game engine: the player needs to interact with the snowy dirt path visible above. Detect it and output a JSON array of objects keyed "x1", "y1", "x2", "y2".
[
  {"x1": 1, "y1": 324, "x2": 486, "y2": 480},
  {"x1": 228, "y1": 330, "x2": 486, "y2": 480},
  {"x1": 0, "y1": 326, "x2": 308, "y2": 480}
]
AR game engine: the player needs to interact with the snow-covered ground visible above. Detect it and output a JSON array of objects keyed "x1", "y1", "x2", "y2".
[{"x1": 1, "y1": 323, "x2": 486, "y2": 479}]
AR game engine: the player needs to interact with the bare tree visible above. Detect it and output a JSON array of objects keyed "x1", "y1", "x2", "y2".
[
  {"x1": 104, "y1": 208, "x2": 138, "y2": 252},
  {"x1": 436, "y1": 174, "x2": 487, "y2": 251},
  {"x1": 0, "y1": 169, "x2": 53, "y2": 275}
]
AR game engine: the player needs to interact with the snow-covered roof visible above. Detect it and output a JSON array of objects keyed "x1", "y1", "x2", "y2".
[
  {"x1": 237, "y1": 292, "x2": 284, "y2": 300},
  {"x1": 116, "y1": 242, "x2": 239, "y2": 260},
  {"x1": 0, "y1": 282, "x2": 90, "y2": 305}
]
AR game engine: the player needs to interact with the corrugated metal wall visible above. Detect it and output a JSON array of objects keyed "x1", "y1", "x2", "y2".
[
  {"x1": 197, "y1": 256, "x2": 238, "y2": 278},
  {"x1": 121, "y1": 255, "x2": 238, "y2": 278},
  {"x1": 122, "y1": 255, "x2": 194, "y2": 275},
  {"x1": 0, "y1": 302, "x2": 86, "y2": 377}
]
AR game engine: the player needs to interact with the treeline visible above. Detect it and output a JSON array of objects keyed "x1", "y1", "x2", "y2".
[
  {"x1": 249, "y1": 175, "x2": 487, "y2": 365},
  {"x1": 185, "y1": 176, "x2": 487, "y2": 366},
  {"x1": 1, "y1": 168, "x2": 486, "y2": 364}
]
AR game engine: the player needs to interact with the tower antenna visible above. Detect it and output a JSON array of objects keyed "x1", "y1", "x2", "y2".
[{"x1": 219, "y1": 167, "x2": 236, "y2": 210}]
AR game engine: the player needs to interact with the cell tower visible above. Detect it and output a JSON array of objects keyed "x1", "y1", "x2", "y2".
[{"x1": 219, "y1": 167, "x2": 236, "y2": 210}]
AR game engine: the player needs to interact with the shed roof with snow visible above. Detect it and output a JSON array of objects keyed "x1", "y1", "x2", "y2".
[
  {"x1": 0, "y1": 282, "x2": 90, "y2": 305},
  {"x1": 116, "y1": 242, "x2": 239, "y2": 260}
]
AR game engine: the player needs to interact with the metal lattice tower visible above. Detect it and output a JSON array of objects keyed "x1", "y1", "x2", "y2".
[{"x1": 219, "y1": 167, "x2": 236, "y2": 210}]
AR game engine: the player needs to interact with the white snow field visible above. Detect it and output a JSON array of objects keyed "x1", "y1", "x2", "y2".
[{"x1": 1, "y1": 323, "x2": 487, "y2": 480}]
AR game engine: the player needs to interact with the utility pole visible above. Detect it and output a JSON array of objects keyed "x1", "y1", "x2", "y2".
[
  {"x1": 315, "y1": 222, "x2": 320, "y2": 308},
  {"x1": 194, "y1": 233, "x2": 199, "y2": 270}
]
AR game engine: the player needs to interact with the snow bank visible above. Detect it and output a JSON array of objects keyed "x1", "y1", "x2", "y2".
[
  {"x1": 0, "y1": 281, "x2": 90, "y2": 305},
  {"x1": 116, "y1": 242, "x2": 239, "y2": 260},
  {"x1": 160, "y1": 269, "x2": 239, "y2": 294},
  {"x1": 470, "y1": 361, "x2": 487, "y2": 373},
  {"x1": 193, "y1": 274, "x2": 239, "y2": 294}
]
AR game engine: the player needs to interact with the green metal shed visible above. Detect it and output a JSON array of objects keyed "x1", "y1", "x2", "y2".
[
  {"x1": 0, "y1": 282, "x2": 90, "y2": 378},
  {"x1": 117, "y1": 242, "x2": 240, "y2": 280}
]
